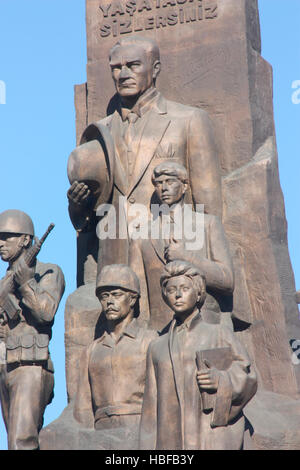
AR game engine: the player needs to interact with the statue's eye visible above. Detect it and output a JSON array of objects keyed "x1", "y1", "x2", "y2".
[
  {"x1": 129, "y1": 62, "x2": 141, "y2": 70},
  {"x1": 113, "y1": 293, "x2": 123, "y2": 298},
  {"x1": 167, "y1": 288, "x2": 176, "y2": 294}
]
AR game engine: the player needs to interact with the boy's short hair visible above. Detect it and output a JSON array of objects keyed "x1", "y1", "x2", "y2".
[{"x1": 151, "y1": 161, "x2": 188, "y2": 186}]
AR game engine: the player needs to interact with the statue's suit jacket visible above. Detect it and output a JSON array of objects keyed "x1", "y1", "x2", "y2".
[
  {"x1": 139, "y1": 312, "x2": 257, "y2": 450},
  {"x1": 95, "y1": 92, "x2": 222, "y2": 266}
]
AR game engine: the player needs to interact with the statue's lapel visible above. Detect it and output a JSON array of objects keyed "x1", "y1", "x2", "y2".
[
  {"x1": 150, "y1": 236, "x2": 166, "y2": 265},
  {"x1": 109, "y1": 112, "x2": 128, "y2": 195},
  {"x1": 168, "y1": 320, "x2": 185, "y2": 439},
  {"x1": 127, "y1": 102, "x2": 170, "y2": 197}
]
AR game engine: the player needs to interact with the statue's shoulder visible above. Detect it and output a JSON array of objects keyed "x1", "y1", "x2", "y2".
[
  {"x1": 35, "y1": 260, "x2": 62, "y2": 275},
  {"x1": 98, "y1": 114, "x2": 114, "y2": 126},
  {"x1": 141, "y1": 327, "x2": 159, "y2": 346},
  {"x1": 203, "y1": 212, "x2": 222, "y2": 228},
  {"x1": 35, "y1": 260, "x2": 65, "y2": 285},
  {"x1": 163, "y1": 97, "x2": 209, "y2": 121},
  {"x1": 147, "y1": 332, "x2": 167, "y2": 354}
]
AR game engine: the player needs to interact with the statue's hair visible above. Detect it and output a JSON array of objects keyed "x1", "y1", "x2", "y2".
[
  {"x1": 160, "y1": 260, "x2": 206, "y2": 306},
  {"x1": 151, "y1": 161, "x2": 188, "y2": 185},
  {"x1": 109, "y1": 36, "x2": 160, "y2": 64}
]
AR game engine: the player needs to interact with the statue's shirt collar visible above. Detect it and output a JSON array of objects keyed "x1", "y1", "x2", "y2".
[
  {"x1": 120, "y1": 87, "x2": 159, "y2": 121},
  {"x1": 174, "y1": 309, "x2": 202, "y2": 333},
  {"x1": 100, "y1": 317, "x2": 140, "y2": 347}
]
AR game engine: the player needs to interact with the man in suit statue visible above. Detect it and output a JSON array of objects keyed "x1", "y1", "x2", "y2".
[{"x1": 67, "y1": 35, "x2": 222, "y2": 268}]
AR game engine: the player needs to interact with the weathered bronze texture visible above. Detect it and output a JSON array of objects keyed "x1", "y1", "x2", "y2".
[
  {"x1": 139, "y1": 261, "x2": 257, "y2": 450},
  {"x1": 0, "y1": 210, "x2": 65, "y2": 450}
]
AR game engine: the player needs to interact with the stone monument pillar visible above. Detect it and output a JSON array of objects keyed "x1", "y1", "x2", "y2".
[{"x1": 40, "y1": 0, "x2": 300, "y2": 450}]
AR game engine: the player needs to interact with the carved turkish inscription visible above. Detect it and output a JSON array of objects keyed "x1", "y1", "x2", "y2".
[{"x1": 99, "y1": 0, "x2": 218, "y2": 38}]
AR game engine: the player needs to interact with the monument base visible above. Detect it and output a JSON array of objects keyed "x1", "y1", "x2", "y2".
[
  {"x1": 39, "y1": 401, "x2": 140, "y2": 450},
  {"x1": 244, "y1": 391, "x2": 300, "y2": 450},
  {"x1": 39, "y1": 390, "x2": 300, "y2": 450}
]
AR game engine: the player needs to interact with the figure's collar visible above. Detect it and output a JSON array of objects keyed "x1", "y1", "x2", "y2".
[
  {"x1": 174, "y1": 309, "x2": 202, "y2": 332},
  {"x1": 166, "y1": 202, "x2": 184, "y2": 222},
  {"x1": 99, "y1": 317, "x2": 140, "y2": 347},
  {"x1": 122, "y1": 317, "x2": 140, "y2": 338},
  {"x1": 119, "y1": 88, "x2": 166, "y2": 121},
  {"x1": 151, "y1": 201, "x2": 184, "y2": 222}
]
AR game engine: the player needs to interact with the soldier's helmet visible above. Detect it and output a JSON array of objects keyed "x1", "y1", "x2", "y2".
[
  {"x1": 0, "y1": 210, "x2": 35, "y2": 236},
  {"x1": 96, "y1": 264, "x2": 140, "y2": 297}
]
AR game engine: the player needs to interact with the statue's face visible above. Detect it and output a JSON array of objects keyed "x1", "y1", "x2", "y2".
[
  {"x1": 99, "y1": 287, "x2": 136, "y2": 323},
  {"x1": 164, "y1": 275, "x2": 199, "y2": 318},
  {"x1": 153, "y1": 175, "x2": 187, "y2": 206},
  {"x1": 0, "y1": 233, "x2": 26, "y2": 263},
  {"x1": 110, "y1": 44, "x2": 155, "y2": 100}
]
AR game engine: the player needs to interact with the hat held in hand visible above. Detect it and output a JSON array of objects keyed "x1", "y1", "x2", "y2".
[{"x1": 67, "y1": 122, "x2": 115, "y2": 210}]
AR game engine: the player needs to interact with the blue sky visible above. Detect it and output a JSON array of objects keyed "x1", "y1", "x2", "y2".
[{"x1": 0, "y1": 0, "x2": 299, "y2": 450}]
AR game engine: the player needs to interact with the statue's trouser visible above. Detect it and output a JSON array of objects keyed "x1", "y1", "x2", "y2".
[{"x1": 0, "y1": 364, "x2": 54, "y2": 450}]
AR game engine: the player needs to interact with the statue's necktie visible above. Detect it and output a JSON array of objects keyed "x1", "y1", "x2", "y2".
[{"x1": 124, "y1": 112, "x2": 138, "y2": 177}]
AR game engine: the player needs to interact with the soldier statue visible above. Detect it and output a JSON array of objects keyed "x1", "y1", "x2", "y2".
[
  {"x1": 0, "y1": 210, "x2": 65, "y2": 450},
  {"x1": 73, "y1": 264, "x2": 157, "y2": 449}
]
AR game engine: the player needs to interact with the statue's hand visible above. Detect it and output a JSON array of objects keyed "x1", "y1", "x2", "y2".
[
  {"x1": 164, "y1": 238, "x2": 185, "y2": 262},
  {"x1": 67, "y1": 181, "x2": 91, "y2": 207},
  {"x1": 196, "y1": 360, "x2": 221, "y2": 392},
  {"x1": 13, "y1": 256, "x2": 35, "y2": 287}
]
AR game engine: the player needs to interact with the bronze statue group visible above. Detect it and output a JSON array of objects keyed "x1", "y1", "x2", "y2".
[{"x1": 0, "y1": 36, "x2": 257, "y2": 450}]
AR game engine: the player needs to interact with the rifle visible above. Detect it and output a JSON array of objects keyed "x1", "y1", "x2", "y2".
[
  {"x1": 23, "y1": 223, "x2": 55, "y2": 268},
  {"x1": 0, "y1": 223, "x2": 55, "y2": 322}
]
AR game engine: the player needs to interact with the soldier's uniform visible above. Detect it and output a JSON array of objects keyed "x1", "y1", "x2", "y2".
[{"x1": 0, "y1": 210, "x2": 65, "y2": 450}]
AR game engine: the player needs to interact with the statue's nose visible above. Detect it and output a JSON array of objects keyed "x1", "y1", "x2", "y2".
[{"x1": 119, "y1": 66, "x2": 131, "y2": 79}]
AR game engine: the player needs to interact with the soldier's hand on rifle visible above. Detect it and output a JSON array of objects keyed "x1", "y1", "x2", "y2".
[
  {"x1": 67, "y1": 181, "x2": 91, "y2": 207},
  {"x1": 0, "y1": 317, "x2": 7, "y2": 340},
  {"x1": 13, "y1": 255, "x2": 35, "y2": 287},
  {"x1": 0, "y1": 326, "x2": 6, "y2": 341}
]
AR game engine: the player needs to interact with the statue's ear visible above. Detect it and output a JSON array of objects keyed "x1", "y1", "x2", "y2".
[
  {"x1": 153, "y1": 61, "x2": 161, "y2": 81},
  {"x1": 23, "y1": 234, "x2": 32, "y2": 249},
  {"x1": 182, "y1": 182, "x2": 188, "y2": 195},
  {"x1": 129, "y1": 293, "x2": 138, "y2": 308}
]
